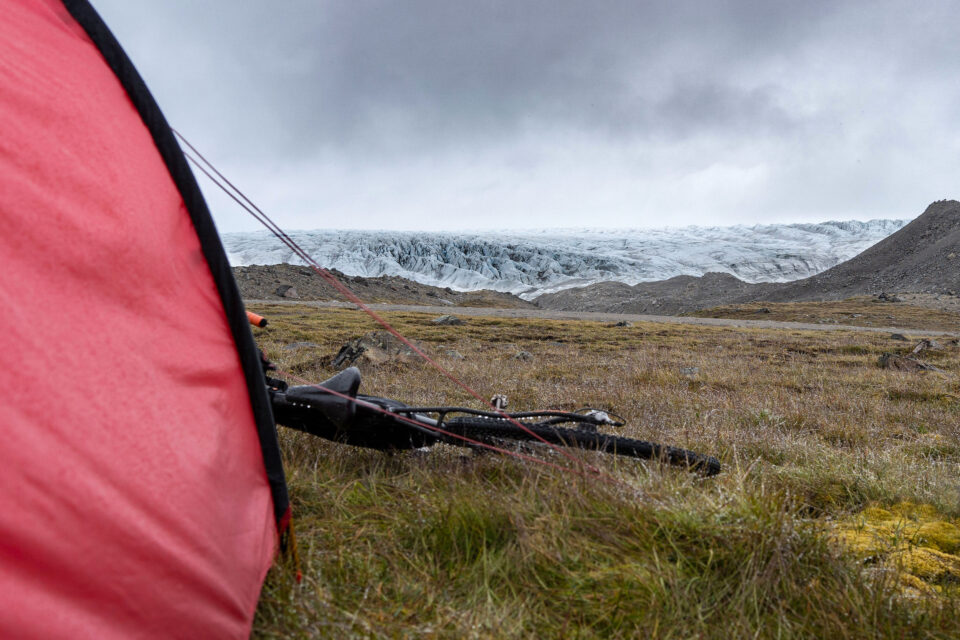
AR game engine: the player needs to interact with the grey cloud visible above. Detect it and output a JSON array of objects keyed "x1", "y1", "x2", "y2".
[{"x1": 90, "y1": 1, "x2": 959, "y2": 230}]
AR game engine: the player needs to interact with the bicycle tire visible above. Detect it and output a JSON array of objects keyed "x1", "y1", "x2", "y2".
[{"x1": 439, "y1": 417, "x2": 721, "y2": 476}]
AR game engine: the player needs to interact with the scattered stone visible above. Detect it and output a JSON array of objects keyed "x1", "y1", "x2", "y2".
[
  {"x1": 611, "y1": 320, "x2": 633, "y2": 327},
  {"x1": 432, "y1": 314, "x2": 464, "y2": 326},
  {"x1": 276, "y1": 284, "x2": 299, "y2": 299},
  {"x1": 890, "y1": 333, "x2": 909, "y2": 341},
  {"x1": 332, "y1": 331, "x2": 423, "y2": 369},
  {"x1": 282, "y1": 341, "x2": 322, "y2": 351},
  {"x1": 679, "y1": 366, "x2": 700, "y2": 378},
  {"x1": 878, "y1": 353, "x2": 941, "y2": 372},
  {"x1": 513, "y1": 350, "x2": 533, "y2": 361},
  {"x1": 755, "y1": 307, "x2": 772, "y2": 314},
  {"x1": 911, "y1": 339, "x2": 944, "y2": 354},
  {"x1": 877, "y1": 292, "x2": 902, "y2": 303},
  {"x1": 445, "y1": 350, "x2": 465, "y2": 360}
]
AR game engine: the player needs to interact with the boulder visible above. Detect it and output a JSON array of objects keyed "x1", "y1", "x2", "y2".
[
  {"x1": 332, "y1": 331, "x2": 423, "y2": 369},
  {"x1": 432, "y1": 315, "x2": 464, "y2": 326},
  {"x1": 878, "y1": 353, "x2": 941, "y2": 372},
  {"x1": 276, "y1": 284, "x2": 299, "y2": 299},
  {"x1": 911, "y1": 339, "x2": 944, "y2": 354}
]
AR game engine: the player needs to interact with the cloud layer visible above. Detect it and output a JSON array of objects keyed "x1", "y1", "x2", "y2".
[{"x1": 94, "y1": 1, "x2": 960, "y2": 230}]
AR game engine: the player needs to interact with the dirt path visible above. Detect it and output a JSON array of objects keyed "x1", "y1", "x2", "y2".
[{"x1": 246, "y1": 300, "x2": 959, "y2": 337}]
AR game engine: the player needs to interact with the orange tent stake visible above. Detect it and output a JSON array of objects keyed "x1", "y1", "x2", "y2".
[{"x1": 246, "y1": 311, "x2": 267, "y2": 328}]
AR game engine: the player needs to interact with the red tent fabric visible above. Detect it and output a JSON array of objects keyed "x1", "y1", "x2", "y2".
[{"x1": 0, "y1": 1, "x2": 288, "y2": 637}]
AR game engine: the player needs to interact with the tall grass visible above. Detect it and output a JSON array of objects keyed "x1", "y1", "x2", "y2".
[{"x1": 251, "y1": 304, "x2": 960, "y2": 638}]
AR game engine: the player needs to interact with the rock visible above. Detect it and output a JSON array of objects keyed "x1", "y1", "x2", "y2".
[
  {"x1": 911, "y1": 339, "x2": 944, "y2": 354},
  {"x1": 611, "y1": 320, "x2": 633, "y2": 327},
  {"x1": 755, "y1": 307, "x2": 772, "y2": 314},
  {"x1": 513, "y1": 350, "x2": 533, "y2": 361},
  {"x1": 890, "y1": 333, "x2": 908, "y2": 341},
  {"x1": 332, "y1": 331, "x2": 423, "y2": 369},
  {"x1": 432, "y1": 315, "x2": 464, "y2": 326},
  {"x1": 877, "y1": 292, "x2": 903, "y2": 303},
  {"x1": 282, "y1": 342, "x2": 322, "y2": 351},
  {"x1": 445, "y1": 350, "x2": 465, "y2": 360},
  {"x1": 679, "y1": 366, "x2": 700, "y2": 378},
  {"x1": 276, "y1": 284, "x2": 299, "y2": 299},
  {"x1": 877, "y1": 353, "x2": 941, "y2": 372}
]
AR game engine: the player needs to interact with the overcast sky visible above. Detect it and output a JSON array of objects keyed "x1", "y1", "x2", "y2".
[{"x1": 92, "y1": 1, "x2": 958, "y2": 232}]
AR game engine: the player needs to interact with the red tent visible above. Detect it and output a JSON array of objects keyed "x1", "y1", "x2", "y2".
[{"x1": 1, "y1": 1, "x2": 290, "y2": 637}]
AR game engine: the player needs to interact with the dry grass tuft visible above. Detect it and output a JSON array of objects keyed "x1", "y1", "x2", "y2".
[{"x1": 688, "y1": 297, "x2": 960, "y2": 332}]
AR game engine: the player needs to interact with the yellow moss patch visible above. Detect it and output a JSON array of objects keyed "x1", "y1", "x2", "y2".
[
  {"x1": 891, "y1": 547, "x2": 960, "y2": 585},
  {"x1": 835, "y1": 502, "x2": 960, "y2": 595},
  {"x1": 916, "y1": 521, "x2": 960, "y2": 554}
]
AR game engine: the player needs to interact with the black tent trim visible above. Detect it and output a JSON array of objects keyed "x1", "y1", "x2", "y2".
[{"x1": 60, "y1": 0, "x2": 291, "y2": 530}]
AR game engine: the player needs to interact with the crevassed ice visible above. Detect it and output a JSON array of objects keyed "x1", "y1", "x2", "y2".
[{"x1": 222, "y1": 220, "x2": 908, "y2": 300}]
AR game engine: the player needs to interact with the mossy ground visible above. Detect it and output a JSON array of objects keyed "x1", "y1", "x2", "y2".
[
  {"x1": 250, "y1": 303, "x2": 960, "y2": 638},
  {"x1": 836, "y1": 502, "x2": 960, "y2": 597}
]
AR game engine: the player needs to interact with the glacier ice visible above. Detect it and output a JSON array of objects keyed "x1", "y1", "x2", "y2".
[{"x1": 223, "y1": 220, "x2": 908, "y2": 300}]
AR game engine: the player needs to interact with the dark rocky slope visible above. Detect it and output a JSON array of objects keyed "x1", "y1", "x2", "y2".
[
  {"x1": 534, "y1": 273, "x2": 777, "y2": 315},
  {"x1": 536, "y1": 200, "x2": 960, "y2": 313},
  {"x1": 234, "y1": 264, "x2": 533, "y2": 308},
  {"x1": 747, "y1": 199, "x2": 959, "y2": 302}
]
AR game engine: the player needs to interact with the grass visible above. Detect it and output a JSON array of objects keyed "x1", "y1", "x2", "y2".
[
  {"x1": 687, "y1": 297, "x2": 960, "y2": 333},
  {"x1": 250, "y1": 303, "x2": 960, "y2": 638}
]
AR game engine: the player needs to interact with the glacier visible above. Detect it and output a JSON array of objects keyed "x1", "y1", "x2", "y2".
[{"x1": 223, "y1": 219, "x2": 908, "y2": 300}]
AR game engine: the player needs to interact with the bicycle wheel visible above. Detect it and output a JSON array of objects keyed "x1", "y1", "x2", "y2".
[{"x1": 439, "y1": 417, "x2": 721, "y2": 476}]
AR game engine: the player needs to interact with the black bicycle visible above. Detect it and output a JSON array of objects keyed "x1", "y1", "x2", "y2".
[{"x1": 267, "y1": 366, "x2": 721, "y2": 476}]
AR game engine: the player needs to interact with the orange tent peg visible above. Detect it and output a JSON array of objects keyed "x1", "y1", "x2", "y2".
[{"x1": 246, "y1": 311, "x2": 267, "y2": 328}]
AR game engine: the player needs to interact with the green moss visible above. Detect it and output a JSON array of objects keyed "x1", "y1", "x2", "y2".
[{"x1": 836, "y1": 502, "x2": 960, "y2": 595}]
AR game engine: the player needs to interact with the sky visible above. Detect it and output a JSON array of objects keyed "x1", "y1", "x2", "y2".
[{"x1": 92, "y1": 1, "x2": 959, "y2": 232}]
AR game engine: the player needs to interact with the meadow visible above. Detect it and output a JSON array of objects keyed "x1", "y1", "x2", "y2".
[{"x1": 249, "y1": 302, "x2": 960, "y2": 639}]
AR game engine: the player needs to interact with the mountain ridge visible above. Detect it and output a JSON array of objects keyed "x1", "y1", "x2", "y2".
[{"x1": 535, "y1": 200, "x2": 959, "y2": 314}]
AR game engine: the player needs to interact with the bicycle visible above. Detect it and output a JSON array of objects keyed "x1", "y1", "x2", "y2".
[{"x1": 266, "y1": 366, "x2": 721, "y2": 476}]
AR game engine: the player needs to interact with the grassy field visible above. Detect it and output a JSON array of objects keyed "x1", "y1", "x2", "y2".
[
  {"x1": 249, "y1": 303, "x2": 960, "y2": 639},
  {"x1": 687, "y1": 297, "x2": 960, "y2": 333}
]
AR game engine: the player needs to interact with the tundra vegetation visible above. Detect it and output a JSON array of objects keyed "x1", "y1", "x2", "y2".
[{"x1": 250, "y1": 301, "x2": 960, "y2": 639}]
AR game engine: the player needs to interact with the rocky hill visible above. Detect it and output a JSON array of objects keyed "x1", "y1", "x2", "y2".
[
  {"x1": 534, "y1": 273, "x2": 777, "y2": 315},
  {"x1": 536, "y1": 200, "x2": 959, "y2": 313},
  {"x1": 748, "y1": 200, "x2": 959, "y2": 302},
  {"x1": 233, "y1": 264, "x2": 534, "y2": 308}
]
